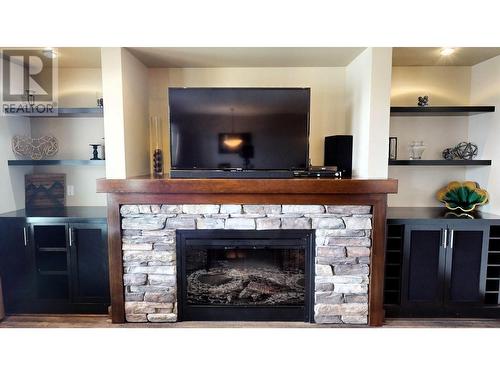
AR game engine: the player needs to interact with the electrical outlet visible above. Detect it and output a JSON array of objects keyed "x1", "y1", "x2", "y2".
[{"x1": 67, "y1": 185, "x2": 75, "y2": 197}]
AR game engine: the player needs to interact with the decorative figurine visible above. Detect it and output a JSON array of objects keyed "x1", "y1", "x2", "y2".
[
  {"x1": 89, "y1": 144, "x2": 102, "y2": 160},
  {"x1": 417, "y1": 96, "x2": 429, "y2": 107}
]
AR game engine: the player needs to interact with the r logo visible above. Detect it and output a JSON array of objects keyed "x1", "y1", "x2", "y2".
[{"x1": 1, "y1": 48, "x2": 58, "y2": 115}]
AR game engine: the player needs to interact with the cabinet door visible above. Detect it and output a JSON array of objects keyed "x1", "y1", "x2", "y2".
[
  {"x1": 0, "y1": 219, "x2": 35, "y2": 313},
  {"x1": 445, "y1": 223, "x2": 488, "y2": 304},
  {"x1": 69, "y1": 223, "x2": 109, "y2": 304},
  {"x1": 402, "y1": 224, "x2": 447, "y2": 306}
]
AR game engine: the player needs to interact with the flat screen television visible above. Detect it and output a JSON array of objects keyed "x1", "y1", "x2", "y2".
[{"x1": 169, "y1": 88, "x2": 310, "y2": 173}]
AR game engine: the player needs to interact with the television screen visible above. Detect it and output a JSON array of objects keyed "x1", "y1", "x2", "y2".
[{"x1": 169, "y1": 88, "x2": 310, "y2": 170}]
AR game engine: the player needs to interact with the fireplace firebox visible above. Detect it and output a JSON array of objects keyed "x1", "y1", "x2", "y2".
[{"x1": 176, "y1": 230, "x2": 315, "y2": 322}]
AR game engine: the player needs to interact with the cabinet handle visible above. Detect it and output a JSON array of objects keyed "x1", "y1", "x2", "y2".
[
  {"x1": 449, "y1": 229, "x2": 454, "y2": 249},
  {"x1": 69, "y1": 228, "x2": 73, "y2": 247},
  {"x1": 23, "y1": 227, "x2": 28, "y2": 246},
  {"x1": 442, "y1": 229, "x2": 448, "y2": 248}
]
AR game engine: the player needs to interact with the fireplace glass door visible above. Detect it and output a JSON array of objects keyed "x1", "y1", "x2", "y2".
[{"x1": 177, "y1": 230, "x2": 314, "y2": 322}]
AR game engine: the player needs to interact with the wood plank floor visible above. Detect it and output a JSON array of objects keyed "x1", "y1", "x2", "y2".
[{"x1": 1, "y1": 314, "x2": 500, "y2": 328}]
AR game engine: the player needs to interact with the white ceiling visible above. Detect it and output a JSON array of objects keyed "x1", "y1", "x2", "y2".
[
  {"x1": 8, "y1": 47, "x2": 499, "y2": 69},
  {"x1": 70, "y1": 47, "x2": 500, "y2": 68},
  {"x1": 392, "y1": 47, "x2": 500, "y2": 66},
  {"x1": 127, "y1": 47, "x2": 366, "y2": 68}
]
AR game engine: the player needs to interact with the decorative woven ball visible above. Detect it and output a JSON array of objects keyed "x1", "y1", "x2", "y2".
[{"x1": 454, "y1": 142, "x2": 478, "y2": 160}]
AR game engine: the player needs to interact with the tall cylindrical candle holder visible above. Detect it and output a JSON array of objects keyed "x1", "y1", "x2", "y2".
[{"x1": 150, "y1": 116, "x2": 164, "y2": 177}]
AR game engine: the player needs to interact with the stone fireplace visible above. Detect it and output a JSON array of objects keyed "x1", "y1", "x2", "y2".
[
  {"x1": 120, "y1": 204, "x2": 372, "y2": 324},
  {"x1": 97, "y1": 177, "x2": 397, "y2": 326}
]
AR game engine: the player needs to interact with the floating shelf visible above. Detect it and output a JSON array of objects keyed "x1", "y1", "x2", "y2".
[
  {"x1": 3, "y1": 107, "x2": 103, "y2": 118},
  {"x1": 8, "y1": 160, "x2": 105, "y2": 166},
  {"x1": 390, "y1": 106, "x2": 495, "y2": 117},
  {"x1": 389, "y1": 159, "x2": 492, "y2": 166}
]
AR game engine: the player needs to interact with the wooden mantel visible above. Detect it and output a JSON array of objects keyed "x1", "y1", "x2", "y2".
[{"x1": 97, "y1": 176, "x2": 398, "y2": 326}]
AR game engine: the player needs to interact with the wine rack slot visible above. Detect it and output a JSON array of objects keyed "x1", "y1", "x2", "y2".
[{"x1": 384, "y1": 224, "x2": 404, "y2": 305}]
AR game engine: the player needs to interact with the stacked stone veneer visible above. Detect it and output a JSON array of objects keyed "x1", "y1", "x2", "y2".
[{"x1": 120, "y1": 204, "x2": 372, "y2": 324}]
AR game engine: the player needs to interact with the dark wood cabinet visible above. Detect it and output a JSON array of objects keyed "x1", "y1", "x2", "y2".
[
  {"x1": 0, "y1": 219, "x2": 34, "y2": 313},
  {"x1": 402, "y1": 224, "x2": 446, "y2": 306},
  {"x1": 445, "y1": 224, "x2": 488, "y2": 304},
  {"x1": 0, "y1": 207, "x2": 109, "y2": 314},
  {"x1": 69, "y1": 223, "x2": 109, "y2": 304},
  {"x1": 385, "y1": 208, "x2": 500, "y2": 318}
]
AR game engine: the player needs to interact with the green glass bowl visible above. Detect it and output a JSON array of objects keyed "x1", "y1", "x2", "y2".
[{"x1": 436, "y1": 181, "x2": 489, "y2": 212}]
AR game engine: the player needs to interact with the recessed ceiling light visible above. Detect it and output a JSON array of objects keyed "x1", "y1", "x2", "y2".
[
  {"x1": 440, "y1": 47, "x2": 455, "y2": 56},
  {"x1": 42, "y1": 48, "x2": 57, "y2": 59}
]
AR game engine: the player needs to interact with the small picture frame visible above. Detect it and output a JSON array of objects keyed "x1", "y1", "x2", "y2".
[{"x1": 389, "y1": 137, "x2": 398, "y2": 160}]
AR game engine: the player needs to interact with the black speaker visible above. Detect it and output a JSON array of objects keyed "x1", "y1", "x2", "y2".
[{"x1": 324, "y1": 135, "x2": 353, "y2": 178}]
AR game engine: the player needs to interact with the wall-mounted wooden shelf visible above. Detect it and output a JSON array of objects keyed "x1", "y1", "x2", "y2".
[
  {"x1": 389, "y1": 159, "x2": 492, "y2": 166},
  {"x1": 3, "y1": 107, "x2": 103, "y2": 118},
  {"x1": 390, "y1": 106, "x2": 495, "y2": 117},
  {"x1": 8, "y1": 160, "x2": 105, "y2": 166}
]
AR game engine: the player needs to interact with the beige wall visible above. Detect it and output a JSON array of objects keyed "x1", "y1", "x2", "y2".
[
  {"x1": 149, "y1": 67, "x2": 346, "y2": 167},
  {"x1": 101, "y1": 47, "x2": 127, "y2": 178},
  {"x1": 389, "y1": 66, "x2": 472, "y2": 207},
  {"x1": 467, "y1": 55, "x2": 500, "y2": 215},
  {"x1": 149, "y1": 69, "x2": 170, "y2": 172},
  {"x1": 0, "y1": 117, "x2": 32, "y2": 213},
  {"x1": 122, "y1": 49, "x2": 150, "y2": 178},
  {"x1": 58, "y1": 68, "x2": 103, "y2": 107},
  {"x1": 31, "y1": 68, "x2": 106, "y2": 206},
  {"x1": 101, "y1": 48, "x2": 150, "y2": 179},
  {"x1": 368, "y1": 48, "x2": 393, "y2": 178},
  {"x1": 31, "y1": 118, "x2": 105, "y2": 206},
  {"x1": 0, "y1": 67, "x2": 106, "y2": 212},
  {"x1": 391, "y1": 66, "x2": 471, "y2": 106},
  {"x1": 345, "y1": 47, "x2": 392, "y2": 178},
  {"x1": 345, "y1": 50, "x2": 371, "y2": 177}
]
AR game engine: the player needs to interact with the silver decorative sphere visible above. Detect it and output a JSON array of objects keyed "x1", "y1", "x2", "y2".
[{"x1": 454, "y1": 142, "x2": 478, "y2": 160}]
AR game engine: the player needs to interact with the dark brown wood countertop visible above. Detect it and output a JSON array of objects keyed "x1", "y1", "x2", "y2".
[
  {"x1": 388, "y1": 206, "x2": 500, "y2": 221},
  {"x1": 0, "y1": 206, "x2": 107, "y2": 219},
  {"x1": 97, "y1": 175, "x2": 398, "y2": 195}
]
